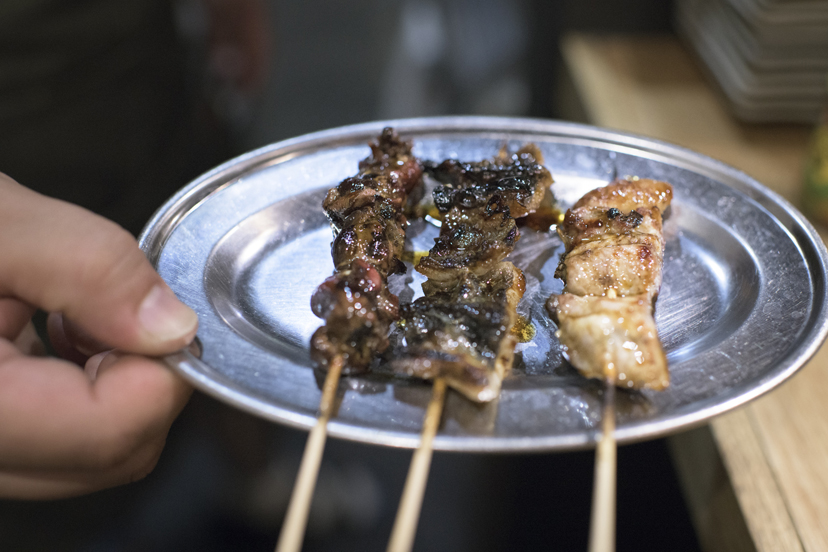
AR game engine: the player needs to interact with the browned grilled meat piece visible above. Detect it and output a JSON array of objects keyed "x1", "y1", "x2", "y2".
[
  {"x1": 416, "y1": 196, "x2": 519, "y2": 287},
  {"x1": 329, "y1": 128, "x2": 422, "y2": 274},
  {"x1": 311, "y1": 260, "x2": 399, "y2": 372},
  {"x1": 549, "y1": 293, "x2": 669, "y2": 390},
  {"x1": 570, "y1": 177, "x2": 672, "y2": 213},
  {"x1": 323, "y1": 128, "x2": 424, "y2": 228},
  {"x1": 394, "y1": 263, "x2": 525, "y2": 402},
  {"x1": 332, "y1": 199, "x2": 407, "y2": 276},
  {"x1": 311, "y1": 128, "x2": 424, "y2": 373},
  {"x1": 359, "y1": 127, "x2": 424, "y2": 194},
  {"x1": 547, "y1": 177, "x2": 673, "y2": 390},
  {"x1": 556, "y1": 179, "x2": 671, "y2": 302},
  {"x1": 557, "y1": 205, "x2": 665, "y2": 252},
  {"x1": 556, "y1": 232, "x2": 664, "y2": 299},
  {"x1": 323, "y1": 176, "x2": 409, "y2": 232},
  {"x1": 427, "y1": 144, "x2": 552, "y2": 218}
]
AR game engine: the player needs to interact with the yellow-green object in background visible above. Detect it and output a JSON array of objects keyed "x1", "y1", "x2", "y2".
[{"x1": 803, "y1": 78, "x2": 828, "y2": 226}]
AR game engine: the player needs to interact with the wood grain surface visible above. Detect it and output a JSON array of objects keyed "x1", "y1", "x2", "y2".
[{"x1": 559, "y1": 33, "x2": 828, "y2": 552}]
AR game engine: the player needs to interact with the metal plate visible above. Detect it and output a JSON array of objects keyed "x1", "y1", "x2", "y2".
[{"x1": 140, "y1": 117, "x2": 828, "y2": 452}]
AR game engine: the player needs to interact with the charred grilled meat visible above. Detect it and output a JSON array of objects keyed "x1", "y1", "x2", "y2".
[
  {"x1": 547, "y1": 178, "x2": 673, "y2": 390},
  {"x1": 427, "y1": 144, "x2": 552, "y2": 218},
  {"x1": 393, "y1": 144, "x2": 551, "y2": 402},
  {"x1": 394, "y1": 263, "x2": 525, "y2": 402},
  {"x1": 311, "y1": 128, "x2": 423, "y2": 374},
  {"x1": 331, "y1": 199, "x2": 407, "y2": 276},
  {"x1": 311, "y1": 260, "x2": 399, "y2": 370},
  {"x1": 416, "y1": 196, "x2": 519, "y2": 287},
  {"x1": 323, "y1": 128, "x2": 424, "y2": 226}
]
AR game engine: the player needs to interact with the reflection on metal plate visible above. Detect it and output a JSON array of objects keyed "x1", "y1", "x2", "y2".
[{"x1": 140, "y1": 117, "x2": 828, "y2": 452}]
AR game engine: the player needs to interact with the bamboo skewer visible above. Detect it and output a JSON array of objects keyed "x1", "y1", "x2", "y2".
[
  {"x1": 275, "y1": 356, "x2": 344, "y2": 552},
  {"x1": 386, "y1": 377, "x2": 448, "y2": 552},
  {"x1": 588, "y1": 286, "x2": 618, "y2": 552},
  {"x1": 588, "y1": 380, "x2": 617, "y2": 552}
]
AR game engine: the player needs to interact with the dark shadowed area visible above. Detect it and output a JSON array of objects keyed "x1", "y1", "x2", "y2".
[{"x1": 0, "y1": 1, "x2": 699, "y2": 550}]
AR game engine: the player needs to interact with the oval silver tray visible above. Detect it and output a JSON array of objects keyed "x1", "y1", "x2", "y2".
[{"x1": 140, "y1": 116, "x2": 828, "y2": 452}]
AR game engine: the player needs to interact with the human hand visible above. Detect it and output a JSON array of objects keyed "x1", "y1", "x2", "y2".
[{"x1": 0, "y1": 173, "x2": 198, "y2": 499}]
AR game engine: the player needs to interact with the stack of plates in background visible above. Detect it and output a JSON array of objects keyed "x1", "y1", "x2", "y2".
[{"x1": 676, "y1": 0, "x2": 828, "y2": 123}]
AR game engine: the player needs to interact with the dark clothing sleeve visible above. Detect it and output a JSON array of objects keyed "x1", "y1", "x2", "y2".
[{"x1": 0, "y1": 0, "x2": 231, "y2": 235}]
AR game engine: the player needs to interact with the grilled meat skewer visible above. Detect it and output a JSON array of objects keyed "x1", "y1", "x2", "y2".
[
  {"x1": 392, "y1": 145, "x2": 551, "y2": 402},
  {"x1": 547, "y1": 178, "x2": 673, "y2": 390},
  {"x1": 286, "y1": 128, "x2": 423, "y2": 552},
  {"x1": 310, "y1": 128, "x2": 423, "y2": 374}
]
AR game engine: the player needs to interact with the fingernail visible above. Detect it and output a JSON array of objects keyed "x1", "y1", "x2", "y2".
[
  {"x1": 138, "y1": 285, "x2": 198, "y2": 343},
  {"x1": 86, "y1": 350, "x2": 118, "y2": 381}
]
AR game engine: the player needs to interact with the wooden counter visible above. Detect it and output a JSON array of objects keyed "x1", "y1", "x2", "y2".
[{"x1": 558, "y1": 34, "x2": 827, "y2": 552}]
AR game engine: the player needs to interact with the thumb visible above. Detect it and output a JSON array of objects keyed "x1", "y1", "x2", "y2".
[{"x1": 0, "y1": 174, "x2": 198, "y2": 356}]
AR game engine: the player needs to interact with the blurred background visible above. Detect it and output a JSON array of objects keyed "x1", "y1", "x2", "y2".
[{"x1": 2, "y1": 0, "x2": 826, "y2": 550}]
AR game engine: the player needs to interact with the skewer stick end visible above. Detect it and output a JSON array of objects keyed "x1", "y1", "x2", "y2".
[{"x1": 386, "y1": 377, "x2": 447, "y2": 552}]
